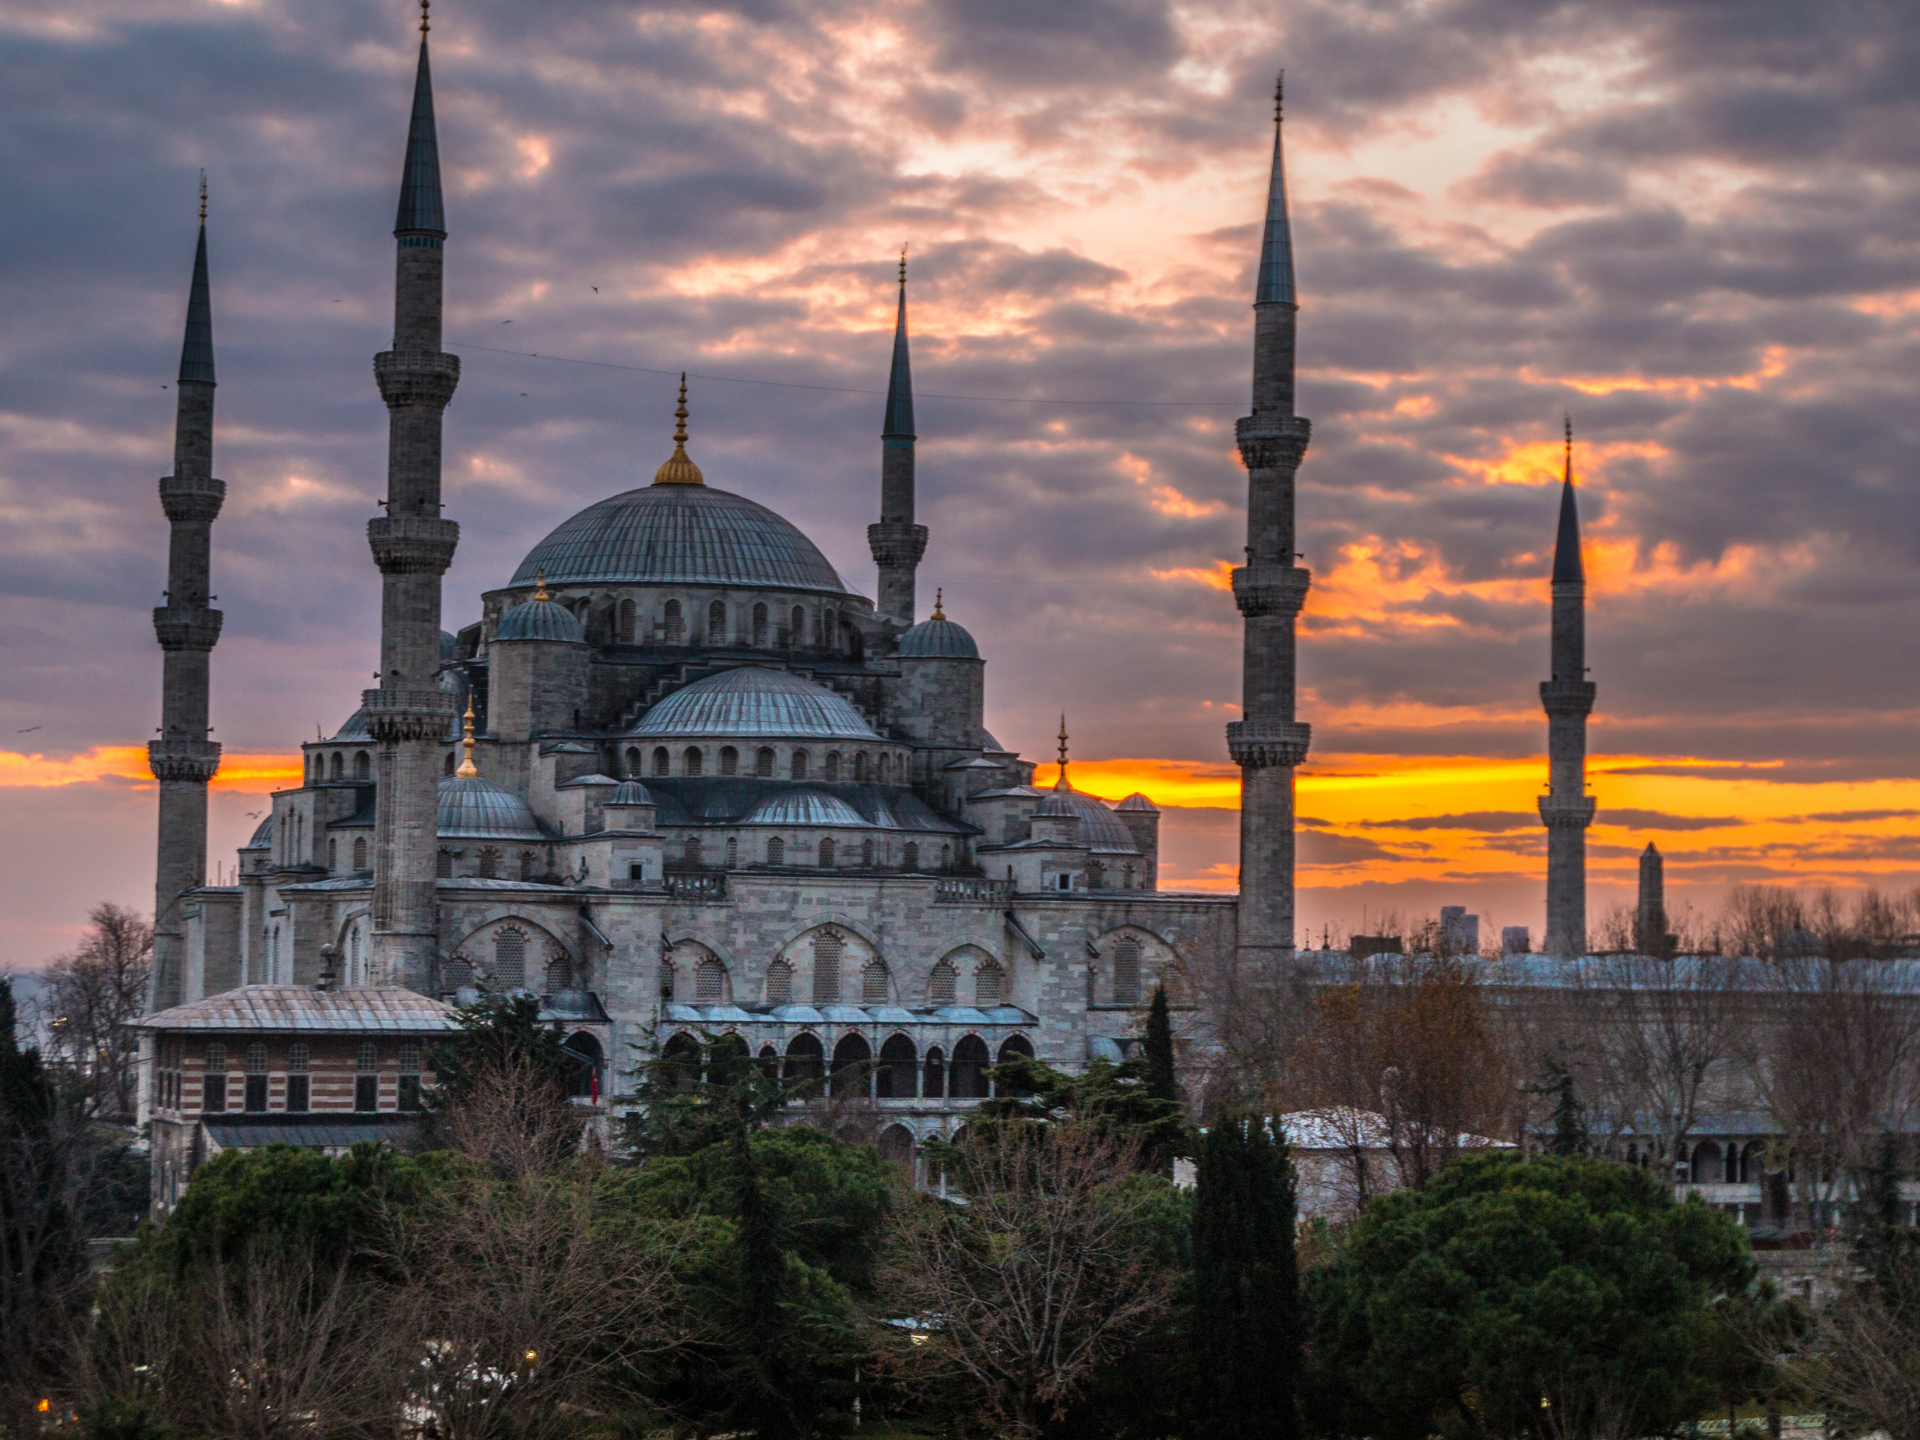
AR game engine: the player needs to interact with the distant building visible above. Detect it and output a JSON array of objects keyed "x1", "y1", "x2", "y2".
[
  {"x1": 1501, "y1": 925, "x2": 1531, "y2": 956},
  {"x1": 1440, "y1": 906, "x2": 1479, "y2": 955}
]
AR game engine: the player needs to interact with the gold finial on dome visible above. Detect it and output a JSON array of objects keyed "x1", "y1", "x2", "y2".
[
  {"x1": 1055, "y1": 713, "x2": 1071, "y2": 791},
  {"x1": 652, "y1": 373, "x2": 705, "y2": 485},
  {"x1": 420, "y1": 0, "x2": 430, "y2": 35},
  {"x1": 532, "y1": 570, "x2": 551, "y2": 602},
  {"x1": 931, "y1": 587, "x2": 945, "y2": 620},
  {"x1": 456, "y1": 697, "x2": 479, "y2": 777}
]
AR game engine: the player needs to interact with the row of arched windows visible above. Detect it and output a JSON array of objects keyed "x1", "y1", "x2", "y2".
[
  {"x1": 437, "y1": 847, "x2": 541, "y2": 880},
  {"x1": 660, "y1": 1030, "x2": 1033, "y2": 1100},
  {"x1": 630, "y1": 744, "x2": 903, "y2": 783},
  {"x1": 662, "y1": 938, "x2": 1005, "y2": 1009},
  {"x1": 308, "y1": 749, "x2": 373, "y2": 784},
  {"x1": 444, "y1": 925, "x2": 572, "y2": 993},
  {"x1": 675, "y1": 834, "x2": 947, "y2": 872},
  {"x1": 605, "y1": 596, "x2": 857, "y2": 653},
  {"x1": 328, "y1": 836, "x2": 371, "y2": 873}
]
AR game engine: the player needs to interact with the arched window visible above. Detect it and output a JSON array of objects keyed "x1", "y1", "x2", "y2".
[
  {"x1": 854, "y1": 752, "x2": 868, "y2": 781},
  {"x1": 790, "y1": 606, "x2": 805, "y2": 646},
  {"x1": 823, "y1": 608, "x2": 837, "y2": 648},
  {"x1": 784, "y1": 1033, "x2": 824, "y2": 1085},
  {"x1": 618, "y1": 598, "x2": 636, "y2": 644},
  {"x1": 695, "y1": 956, "x2": 727, "y2": 1002},
  {"x1": 437, "y1": 849, "x2": 454, "y2": 879},
  {"x1": 767, "y1": 837, "x2": 785, "y2": 865},
  {"x1": 830, "y1": 1033, "x2": 870, "y2": 1097},
  {"x1": 752, "y1": 602, "x2": 768, "y2": 646},
  {"x1": 940, "y1": 843, "x2": 951, "y2": 870},
  {"x1": 519, "y1": 849, "x2": 537, "y2": 880},
  {"x1": 720, "y1": 746, "x2": 739, "y2": 776},
  {"x1": 757, "y1": 747, "x2": 776, "y2": 777},
  {"x1": 330, "y1": 752, "x2": 344, "y2": 781},
  {"x1": 951, "y1": 1035, "x2": 991, "y2": 1098},
  {"x1": 684, "y1": 746, "x2": 703, "y2": 777},
  {"x1": 1123, "y1": 863, "x2": 1136, "y2": 890},
  {"x1": 328, "y1": 838, "x2": 338, "y2": 871},
  {"x1": 352, "y1": 836, "x2": 368, "y2": 870},
  {"x1": 709, "y1": 599, "x2": 727, "y2": 641},
  {"x1": 996, "y1": 1036, "x2": 1036, "y2": 1094},
  {"x1": 825, "y1": 752, "x2": 840, "y2": 781},
  {"x1": 878, "y1": 1035, "x2": 916, "y2": 1098},
  {"x1": 902, "y1": 841, "x2": 920, "y2": 871},
  {"x1": 545, "y1": 955, "x2": 573, "y2": 992},
  {"x1": 766, "y1": 959, "x2": 794, "y2": 1006},
  {"x1": 923, "y1": 1045, "x2": 946, "y2": 1099},
  {"x1": 684, "y1": 837, "x2": 703, "y2": 866},
  {"x1": 877, "y1": 1121, "x2": 914, "y2": 1163},
  {"x1": 659, "y1": 961, "x2": 675, "y2": 1002},
  {"x1": 791, "y1": 750, "x2": 809, "y2": 780},
  {"x1": 653, "y1": 747, "x2": 670, "y2": 777},
  {"x1": 1690, "y1": 1141, "x2": 1723, "y2": 1186},
  {"x1": 444, "y1": 752, "x2": 456, "y2": 776},
  {"x1": 1112, "y1": 938, "x2": 1142, "y2": 1006},
  {"x1": 818, "y1": 838, "x2": 835, "y2": 868},
  {"x1": 493, "y1": 928, "x2": 527, "y2": 989},
  {"x1": 662, "y1": 1032, "x2": 701, "y2": 1093},
  {"x1": 862, "y1": 959, "x2": 890, "y2": 1002},
  {"x1": 812, "y1": 930, "x2": 844, "y2": 1004},
  {"x1": 726, "y1": 836, "x2": 738, "y2": 868},
  {"x1": 861, "y1": 838, "x2": 874, "y2": 867},
  {"x1": 354, "y1": 751, "x2": 370, "y2": 781},
  {"x1": 664, "y1": 599, "x2": 684, "y2": 644},
  {"x1": 477, "y1": 847, "x2": 499, "y2": 879},
  {"x1": 928, "y1": 960, "x2": 957, "y2": 1005},
  {"x1": 625, "y1": 746, "x2": 642, "y2": 776},
  {"x1": 975, "y1": 961, "x2": 1005, "y2": 1006},
  {"x1": 246, "y1": 1042, "x2": 267, "y2": 1073}
]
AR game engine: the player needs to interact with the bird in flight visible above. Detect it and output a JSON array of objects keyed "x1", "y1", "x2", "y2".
[
  {"x1": 15, "y1": 725, "x2": 39, "y2": 733},
  {"x1": 590, "y1": 285, "x2": 599, "y2": 294}
]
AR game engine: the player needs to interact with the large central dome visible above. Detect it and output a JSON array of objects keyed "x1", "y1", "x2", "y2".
[{"x1": 509, "y1": 485, "x2": 849, "y2": 595}]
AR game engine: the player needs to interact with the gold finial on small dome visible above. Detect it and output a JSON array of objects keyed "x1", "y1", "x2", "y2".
[
  {"x1": 456, "y1": 696, "x2": 479, "y2": 777},
  {"x1": 899, "y1": 245, "x2": 907, "y2": 285},
  {"x1": 532, "y1": 570, "x2": 551, "y2": 602},
  {"x1": 198, "y1": 171, "x2": 208, "y2": 224},
  {"x1": 420, "y1": 0, "x2": 430, "y2": 35},
  {"x1": 931, "y1": 587, "x2": 945, "y2": 620},
  {"x1": 1055, "y1": 713, "x2": 1071, "y2": 790},
  {"x1": 652, "y1": 373, "x2": 705, "y2": 485}
]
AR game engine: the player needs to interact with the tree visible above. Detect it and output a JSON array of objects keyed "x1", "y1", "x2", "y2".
[
  {"x1": 1189, "y1": 1114, "x2": 1301, "y2": 1440},
  {"x1": 1307, "y1": 1153, "x2": 1756, "y2": 1440},
  {"x1": 1547, "y1": 1063, "x2": 1589, "y2": 1156},
  {"x1": 974, "y1": 1052, "x2": 1187, "y2": 1170},
  {"x1": 1143, "y1": 985, "x2": 1177, "y2": 1110},
  {"x1": 44, "y1": 903, "x2": 152, "y2": 1123},
  {"x1": 878, "y1": 1121, "x2": 1180, "y2": 1439},
  {"x1": 424, "y1": 993, "x2": 583, "y2": 1171}
]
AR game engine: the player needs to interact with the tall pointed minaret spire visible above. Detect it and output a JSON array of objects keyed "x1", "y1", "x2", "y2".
[
  {"x1": 1227, "y1": 72, "x2": 1313, "y2": 968},
  {"x1": 1539, "y1": 416, "x2": 1595, "y2": 958},
  {"x1": 366, "y1": 1, "x2": 461, "y2": 993},
  {"x1": 869, "y1": 248, "x2": 928, "y2": 627},
  {"x1": 147, "y1": 177, "x2": 227, "y2": 1012}
]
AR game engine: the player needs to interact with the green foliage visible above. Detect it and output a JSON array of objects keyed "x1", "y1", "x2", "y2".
[
  {"x1": 78, "y1": 1395, "x2": 174, "y2": 1440},
  {"x1": 1306, "y1": 1153, "x2": 1757, "y2": 1440},
  {"x1": 970, "y1": 1052, "x2": 1188, "y2": 1170},
  {"x1": 1143, "y1": 986, "x2": 1177, "y2": 1109},
  {"x1": 1549, "y1": 1066, "x2": 1589, "y2": 1157},
  {"x1": 1190, "y1": 1115, "x2": 1301, "y2": 1440},
  {"x1": 619, "y1": 1025, "x2": 806, "y2": 1161},
  {"x1": 428, "y1": 991, "x2": 577, "y2": 1112},
  {"x1": 1850, "y1": 1130, "x2": 1917, "y2": 1305}
]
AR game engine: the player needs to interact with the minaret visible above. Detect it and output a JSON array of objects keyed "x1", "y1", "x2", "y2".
[
  {"x1": 366, "y1": 1, "x2": 461, "y2": 993},
  {"x1": 1635, "y1": 842, "x2": 1668, "y2": 957},
  {"x1": 1539, "y1": 418, "x2": 1595, "y2": 959},
  {"x1": 869, "y1": 251, "x2": 927, "y2": 627},
  {"x1": 1227, "y1": 76, "x2": 1313, "y2": 967},
  {"x1": 146, "y1": 179, "x2": 225, "y2": 1013}
]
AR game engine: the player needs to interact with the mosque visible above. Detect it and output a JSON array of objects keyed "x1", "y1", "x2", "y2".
[{"x1": 137, "y1": 12, "x2": 1343, "y2": 1167}]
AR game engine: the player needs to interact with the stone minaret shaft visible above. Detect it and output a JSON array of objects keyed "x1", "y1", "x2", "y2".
[
  {"x1": 147, "y1": 193, "x2": 225, "y2": 1012},
  {"x1": 868, "y1": 254, "x2": 926, "y2": 627},
  {"x1": 1539, "y1": 424, "x2": 1595, "y2": 958},
  {"x1": 1227, "y1": 79, "x2": 1312, "y2": 965},
  {"x1": 366, "y1": 23, "x2": 460, "y2": 992},
  {"x1": 1635, "y1": 842, "x2": 1667, "y2": 956}
]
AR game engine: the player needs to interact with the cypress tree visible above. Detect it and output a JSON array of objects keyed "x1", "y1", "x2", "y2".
[
  {"x1": 1549, "y1": 1067, "x2": 1588, "y2": 1156},
  {"x1": 1190, "y1": 1114, "x2": 1301, "y2": 1440},
  {"x1": 1143, "y1": 985, "x2": 1177, "y2": 1109}
]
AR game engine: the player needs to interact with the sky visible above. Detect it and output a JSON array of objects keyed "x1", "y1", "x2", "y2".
[{"x1": 3, "y1": 0, "x2": 1920, "y2": 969}]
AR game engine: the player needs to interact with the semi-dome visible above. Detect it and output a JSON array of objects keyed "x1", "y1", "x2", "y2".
[
  {"x1": 1041, "y1": 784, "x2": 1140, "y2": 854},
  {"x1": 897, "y1": 615, "x2": 979, "y2": 659},
  {"x1": 609, "y1": 780, "x2": 655, "y2": 806},
  {"x1": 509, "y1": 485, "x2": 849, "y2": 595},
  {"x1": 495, "y1": 596, "x2": 586, "y2": 643},
  {"x1": 437, "y1": 776, "x2": 547, "y2": 840},
  {"x1": 744, "y1": 790, "x2": 869, "y2": 827},
  {"x1": 627, "y1": 666, "x2": 882, "y2": 741}
]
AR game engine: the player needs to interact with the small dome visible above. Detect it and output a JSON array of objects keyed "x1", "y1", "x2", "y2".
[
  {"x1": 628, "y1": 666, "x2": 881, "y2": 741},
  {"x1": 558, "y1": 772, "x2": 619, "y2": 789},
  {"x1": 440, "y1": 630, "x2": 458, "y2": 659},
  {"x1": 897, "y1": 615, "x2": 979, "y2": 659},
  {"x1": 1115, "y1": 792, "x2": 1160, "y2": 814},
  {"x1": 1035, "y1": 792, "x2": 1077, "y2": 819},
  {"x1": 609, "y1": 780, "x2": 654, "y2": 805},
  {"x1": 1040, "y1": 784, "x2": 1140, "y2": 854},
  {"x1": 744, "y1": 790, "x2": 868, "y2": 827},
  {"x1": 329, "y1": 710, "x2": 370, "y2": 740},
  {"x1": 495, "y1": 597, "x2": 586, "y2": 644},
  {"x1": 437, "y1": 776, "x2": 547, "y2": 840},
  {"x1": 243, "y1": 815, "x2": 273, "y2": 849}
]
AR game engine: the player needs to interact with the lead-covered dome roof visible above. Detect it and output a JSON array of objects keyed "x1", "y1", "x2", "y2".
[
  {"x1": 627, "y1": 666, "x2": 882, "y2": 741},
  {"x1": 509, "y1": 485, "x2": 849, "y2": 595},
  {"x1": 495, "y1": 596, "x2": 585, "y2": 643},
  {"x1": 897, "y1": 614, "x2": 979, "y2": 659},
  {"x1": 1044, "y1": 784, "x2": 1140, "y2": 854},
  {"x1": 437, "y1": 776, "x2": 547, "y2": 840}
]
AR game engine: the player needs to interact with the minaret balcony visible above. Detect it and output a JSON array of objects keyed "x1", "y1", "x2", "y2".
[
  {"x1": 148, "y1": 738, "x2": 222, "y2": 784},
  {"x1": 368, "y1": 515, "x2": 460, "y2": 575},
  {"x1": 1538, "y1": 794, "x2": 1596, "y2": 828},
  {"x1": 360, "y1": 686, "x2": 457, "y2": 743},
  {"x1": 1232, "y1": 564, "x2": 1311, "y2": 619},
  {"x1": 152, "y1": 607, "x2": 224, "y2": 652},
  {"x1": 1226, "y1": 719, "x2": 1312, "y2": 770},
  {"x1": 158, "y1": 475, "x2": 225, "y2": 523},
  {"x1": 867, "y1": 522, "x2": 928, "y2": 568},
  {"x1": 1539, "y1": 679, "x2": 1597, "y2": 718},
  {"x1": 1234, "y1": 415, "x2": 1310, "y2": 473},
  {"x1": 373, "y1": 349, "x2": 461, "y2": 409}
]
